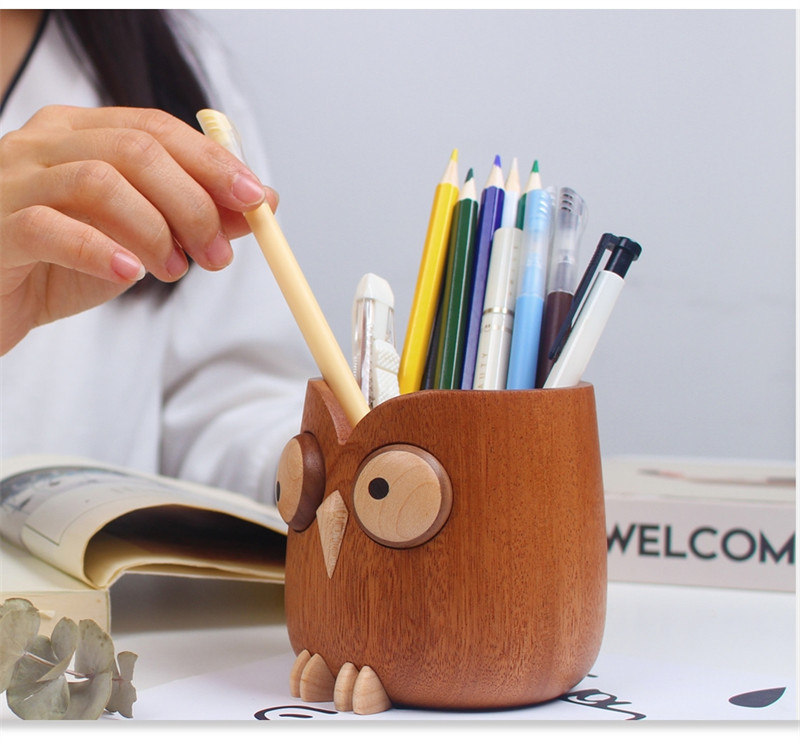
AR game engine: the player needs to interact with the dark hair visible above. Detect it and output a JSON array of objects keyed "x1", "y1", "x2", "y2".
[
  {"x1": 53, "y1": 9, "x2": 210, "y2": 129},
  {"x1": 51, "y1": 10, "x2": 212, "y2": 292}
]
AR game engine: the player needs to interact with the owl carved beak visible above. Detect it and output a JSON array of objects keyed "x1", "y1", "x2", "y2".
[{"x1": 316, "y1": 490, "x2": 348, "y2": 578}]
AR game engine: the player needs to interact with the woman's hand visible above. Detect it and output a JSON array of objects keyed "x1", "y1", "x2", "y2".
[{"x1": 0, "y1": 105, "x2": 277, "y2": 355}]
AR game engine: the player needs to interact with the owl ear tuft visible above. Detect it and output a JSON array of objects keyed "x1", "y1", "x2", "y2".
[{"x1": 302, "y1": 379, "x2": 354, "y2": 447}]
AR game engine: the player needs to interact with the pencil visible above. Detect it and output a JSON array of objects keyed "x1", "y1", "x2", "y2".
[
  {"x1": 473, "y1": 157, "x2": 522, "y2": 390},
  {"x1": 398, "y1": 149, "x2": 460, "y2": 394},
  {"x1": 434, "y1": 168, "x2": 479, "y2": 389},
  {"x1": 196, "y1": 109, "x2": 370, "y2": 426},
  {"x1": 459, "y1": 155, "x2": 505, "y2": 389},
  {"x1": 420, "y1": 284, "x2": 445, "y2": 389},
  {"x1": 515, "y1": 160, "x2": 541, "y2": 230}
]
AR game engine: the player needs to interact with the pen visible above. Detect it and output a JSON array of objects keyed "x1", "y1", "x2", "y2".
[
  {"x1": 398, "y1": 149, "x2": 460, "y2": 394},
  {"x1": 434, "y1": 168, "x2": 479, "y2": 389},
  {"x1": 473, "y1": 157, "x2": 521, "y2": 390},
  {"x1": 352, "y1": 273, "x2": 396, "y2": 408},
  {"x1": 505, "y1": 186, "x2": 555, "y2": 390},
  {"x1": 544, "y1": 233, "x2": 642, "y2": 389},
  {"x1": 460, "y1": 155, "x2": 505, "y2": 389},
  {"x1": 196, "y1": 109, "x2": 370, "y2": 426},
  {"x1": 535, "y1": 187, "x2": 587, "y2": 387}
]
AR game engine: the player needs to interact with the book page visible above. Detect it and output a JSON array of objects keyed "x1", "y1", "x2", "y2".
[
  {"x1": 0, "y1": 455, "x2": 287, "y2": 586},
  {"x1": 83, "y1": 508, "x2": 286, "y2": 587}
]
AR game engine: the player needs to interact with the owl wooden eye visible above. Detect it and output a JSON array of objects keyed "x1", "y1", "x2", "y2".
[
  {"x1": 352, "y1": 445, "x2": 452, "y2": 548},
  {"x1": 276, "y1": 433, "x2": 325, "y2": 531}
]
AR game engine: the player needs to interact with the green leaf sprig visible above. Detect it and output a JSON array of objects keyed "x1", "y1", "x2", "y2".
[{"x1": 0, "y1": 598, "x2": 137, "y2": 719}]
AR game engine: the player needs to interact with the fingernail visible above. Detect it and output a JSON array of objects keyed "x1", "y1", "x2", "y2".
[
  {"x1": 231, "y1": 173, "x2": 266, "y2": 207},
  {"x1": 165, "y1": 248, "x2": 189, "y2": 279},
  {"x1": 205, "y1": 233, "x2": 233, "y2": 269},
  {"x1": 111, "y1": 251, "x2": 146, "y2": 282}
]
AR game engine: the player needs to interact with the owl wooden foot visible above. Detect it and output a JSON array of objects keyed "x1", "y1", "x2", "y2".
[{"x1": 289, "y1": 650, "x2": 391, "y2": 715}]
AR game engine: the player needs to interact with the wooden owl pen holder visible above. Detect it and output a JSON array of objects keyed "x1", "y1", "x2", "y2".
[{"x1": 277, "y1": 378, "x2": 607, "y2": 715}]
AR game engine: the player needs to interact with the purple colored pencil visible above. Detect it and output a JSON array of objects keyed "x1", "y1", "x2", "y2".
[{"x1": 460, "y1": 155, "x2": 505, "y2": 389}]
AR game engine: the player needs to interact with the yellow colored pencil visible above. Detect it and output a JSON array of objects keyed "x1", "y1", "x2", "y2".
[
  {"x1": 398, "y1": 149, "x2": 460, "y2": 393},
  {"x1": 196, "y1": 109, "x2": 370, "y2": 427}
]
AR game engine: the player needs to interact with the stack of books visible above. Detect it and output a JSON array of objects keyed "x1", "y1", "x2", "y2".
[{"x1": 603, "y1": 456, "x2": 795, "y2": 592}]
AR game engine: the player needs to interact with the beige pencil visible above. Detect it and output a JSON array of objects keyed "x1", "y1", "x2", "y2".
[{"x1": 196, "y1": 109, "x2": 370, "y2": 427}]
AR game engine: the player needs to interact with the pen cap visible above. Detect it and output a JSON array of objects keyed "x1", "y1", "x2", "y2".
[
  {"x1": 547, "y1": 188, "x2": 587, "y2": 293},
  {"x1": 556, "y1": 188, "x2": 587, "y2": 235},
  {"x1": 196, "y1": 109, "x2": 248, "y2": 164},
  {"x1": 522, "y1": 187, "x2": 556, "y2": 235},
  {"x1": 603, "y1": 237, "x2": 642, "y2": 278}
]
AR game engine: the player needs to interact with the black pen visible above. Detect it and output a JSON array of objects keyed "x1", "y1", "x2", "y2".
[{"x1": 543, "y1": 234, "x2": 641, "y2": 388}]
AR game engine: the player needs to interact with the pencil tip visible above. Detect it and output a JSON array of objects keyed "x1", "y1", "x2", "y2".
[
  {"x1": 466, "y1": 167, "x2": 474, "y2": 181},
  {"x1": 451, "y1": 148, "x2": 458, "y2": 161},
  {"x1": 493, "y1": 154, "x2": 502, "y2": 168},
  {"x1": 533, "y1": 160, "x2": 540, "y2": 173}
]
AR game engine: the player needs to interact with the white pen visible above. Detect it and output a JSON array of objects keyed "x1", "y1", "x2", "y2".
[
  {"x1": 351, "y1": 273, "x2": 396, "y2": 407},
  {"x1": 473, "y1": 158, "x2": 522, "y2": 390},
  {"x1": 544, "y1": 235, "x2": 641, "y2": 389}
]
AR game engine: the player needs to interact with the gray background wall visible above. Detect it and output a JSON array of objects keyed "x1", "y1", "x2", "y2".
[{"x1": 194, "y1": 9, "x2": 796, "y2": 462}]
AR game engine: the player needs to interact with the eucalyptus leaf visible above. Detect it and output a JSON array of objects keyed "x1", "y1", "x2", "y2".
[
  {"x1": 36, "y1": 617, "x2": 78, "y2": 683},
  {"x1": 64, "y1": 671, "x2": 113, "y2": 720},
  {"x1": 2, "y1": 600, "x2": 138, "y2": 721},
  {"x1": 50, "y1": 618, "x2": 118, "y2": 720},
  {"x1": 0, "y1": 602, "x2": 40, "y2": 692},
  {"x1": 6, "y1": 635, "x2": 69, "y2": 719},
  {"x1": 74, "y1": 619, "x2": 115, "y2": 677},
  {"x1": 105, "y1": 651, "x2": 137, "y2": 718},
  {"x1": 0, "y1": 598, "x2": 39, "y2": 619}
]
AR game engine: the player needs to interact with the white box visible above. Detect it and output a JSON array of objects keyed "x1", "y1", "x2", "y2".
[{"x1": 602, "y1": 457, "x2": 796, "y2": 592}]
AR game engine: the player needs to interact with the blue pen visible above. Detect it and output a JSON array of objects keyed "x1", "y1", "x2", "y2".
[
  {"x1": 505, "y1": 186, "x2": 555, "y2": 389},
  {"x1": 460, "y1": 155, "x2": 505, "y2": 389}
]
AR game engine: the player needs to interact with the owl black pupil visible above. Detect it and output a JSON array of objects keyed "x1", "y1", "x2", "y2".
[{"x1": 368, "y1": 477, "x2": 390, "y2": 500}]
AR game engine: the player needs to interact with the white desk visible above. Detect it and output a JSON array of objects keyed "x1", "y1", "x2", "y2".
[
  {"x1": 2, "y1": 575, "x2": 797, "y2": 730},
  {"x1": 113, "y1": 576, "x2": 797, "y2": 720}
]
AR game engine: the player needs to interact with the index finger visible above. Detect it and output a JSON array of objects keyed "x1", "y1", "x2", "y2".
[{"x1": 37, "y1": 105, "x2": 277, "y2": 213}]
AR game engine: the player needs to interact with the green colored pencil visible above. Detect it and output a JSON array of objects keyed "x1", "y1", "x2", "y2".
[
  {"x1": 515, "y1": 159, "x2": 541, "y2": 229},
  {"x1": 434, "y1": 168, "x2": 479, "y2": 389}
]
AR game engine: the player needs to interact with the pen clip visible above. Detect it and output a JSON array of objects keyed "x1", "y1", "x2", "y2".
[{"x1": 548, "y1": 233, "x2": 619, "y2": 361}]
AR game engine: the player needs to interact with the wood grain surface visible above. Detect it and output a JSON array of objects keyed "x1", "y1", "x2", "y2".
[{"x1": 284, "y1": 379, "x2": 606, "y2": 710}]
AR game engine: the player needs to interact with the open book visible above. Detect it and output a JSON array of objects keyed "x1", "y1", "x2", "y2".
[{"x1": 1, "y1": 454, "x2": 288, "y2": 624}]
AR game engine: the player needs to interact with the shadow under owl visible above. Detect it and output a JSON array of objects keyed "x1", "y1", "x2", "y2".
[{"x1": 276, "y1": 379, "x2": 607, "y2": 715}]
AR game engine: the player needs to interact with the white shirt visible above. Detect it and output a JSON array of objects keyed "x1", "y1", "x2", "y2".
[{"x1": 0, "y1": 14, "x2": 316, "y2": 502}]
